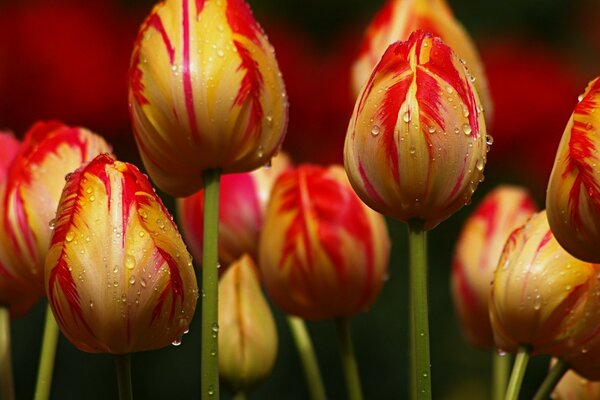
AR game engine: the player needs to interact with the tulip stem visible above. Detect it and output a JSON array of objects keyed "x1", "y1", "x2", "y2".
[
  {"x1": 336, "y1": 318, "x2": 363, "y2": 400},
  {"x1": 532, "y1": 359, "x2": 569, "y2": 400},
  {"x1": 287, "y1": 316, "x2": 328, "y2": 400},
  {"x1": 492, "y1": 351, "x2": 511, "y2": 400},
  {"x1": 115, "y1": 354, "x2": 133, "y2": 400},
  {"x1": 201, "y1": 168, "x2": 221, "y2": 400},
  {"x1": 407, "y1": 220, "x2": 431, "y2": 400},
  {"x1": 34, "y1": 305, "x2": 59, "y2": 400},
  {"x1": 0, "y1": 306, "x2": 14, "y2": 400},
  {"x1": 504, "y1": 346, "x2": 530, "y2": 400}
]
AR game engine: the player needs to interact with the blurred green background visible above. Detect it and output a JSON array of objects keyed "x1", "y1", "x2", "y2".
[{"x1": 2, "y1": 0, "x2": 600, "y2": 398}]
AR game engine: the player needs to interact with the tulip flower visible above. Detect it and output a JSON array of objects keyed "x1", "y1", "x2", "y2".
[
  {"x1": 177, "y1": 153, "x2": 290, "y2": 267},
  {"x1": 45, "y1": 154, "x2": 198, "y2": 354},
  {"x1": 0, "y1": 132, "x2": 35, "y2": 318},
  {"x1": 2, "y1": 121, "x2": 111, "y2": 298},
  {"x1": 489, "y1": 211, "x2": 600, "y2": 357},
  {"x1": 345, "y1": 30, "x2": 488, "y2": 231},
  {"x1": 128, "y1": 0, "x2": 288, "y2": 197},
  {"x1": 451, "y1": 185, "x2": 537, "y2": 349},
  {"x1": 219, "y1": 254, "x2": 277, "y2": 394},
  {"x1": 352, "y1": 0, "x2": 492, "y2": 123},
  {"x1": 552, "y1": 367, "x2": 600, "y2": 400},
  {"x1": 259, "y1": 164, "x2": 390, "y2": 320},
  {"x1": 547, "y1": 77, "x2": 600, "y2": 263}
]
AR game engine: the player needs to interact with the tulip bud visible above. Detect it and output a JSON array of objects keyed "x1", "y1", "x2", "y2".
[
  {"x1": 219, "y1": 254, "x2": 277, "y2": 393},
  {"x1": 2, "y1": 121, "x2": 111, "y2": 299},
  {"x1": 259, "y1": 164, "x2": 390, "y2": 320},
  {"x1": 451, "y1": 185, "x2": 536, "y2": 349},
  {"x1": 45, "y1": 154, "x2": 198, "y2": 353},
  {"x1": 129, "y1": 0, "x2": 288, "y2": 197},
  {"x1": 551, "y1": 361, "x2": 600, "y2": 399},
  {"x1": 489, "y1": 211, "x2": 600, "y2": 356},
  {"x1": 352, "y1": 0, "x2": 492, "y2": 123},
  {"x1": 177, "y1": 153, "x2": 290, "y2": 267},
  {"x1": 547, "y1": 77, "x2": 600, "y2": 263},
  {"x1": 0, "y1": 132, "x2": 36, "y2": 317},
  {"x1": 344, "y1": 31, "x2": 488, "y2": 230}
]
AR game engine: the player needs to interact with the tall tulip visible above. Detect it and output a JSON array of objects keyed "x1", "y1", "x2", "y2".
[
  {"x1": 218, "y1": 254, "x2": 277, "y2": 395},
  {"x1": 352, "y1": 0, "x2": 492, "y2": 123},
  {"x1": 2, "y1": 121, "x2": 111, "y2": 298},
  {"x1": 45, "y1": 154, "x2": 198, "y2": 354},
  {"x1": 177, "y1": 153, "x2": 290, "y2": 267},
  {"x1": 451, "y1": 185, "x2": 536, "y2": 349},
  {"x1": 345, "y1": 30, "x2": 488, "y2": 231},
  {"x1": 547, "y1": 77, "x2": 600, "y2": 263},
  {"x1": 128, "y1": 0, "x2": 288, "y2": 197},
  {"x1": 259, "y1": 164, "x2": 390, "y2": 320}
]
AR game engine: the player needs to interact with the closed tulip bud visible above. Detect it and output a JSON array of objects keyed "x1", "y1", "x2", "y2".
[
  {"x1": 352, "y1": 0, "x2": 492, "y2": 123},
  {"x1": 451, "y1": 185, "x2": 537, "y2": 349},
  {"x1": 177, "y1": 153, "x2": 290, "y2": 267},
  {"x1": 489, "y1": 211, "x2": 600, "y2": 356},
  {"x1": 259, "y1": 164, "x2": 390, "y2": 320},
  {"x1": 2, "y1": 121, "x2": 111, "y2": 299},
  {"x1": 219, "y1": 254, "x2": 277, "y2": 393},
  {"x1": 551, "y1": 360, "x2": 600, "y2": 399},
  {"x1": 547, "y1": 77, "x2": 600, "y2": 263},
  {"x1": 45, "y1": 154, "x2": 198, "y2": 353},
  {"x1": 345, "y1": 31, "x2": 488, "y2": 230},
  {"x1": 129, "y1": 0, "x2": 288, "y2": 197},
  {"x1": 0, "y1": 132, "x2": 35, "y2": 317}
]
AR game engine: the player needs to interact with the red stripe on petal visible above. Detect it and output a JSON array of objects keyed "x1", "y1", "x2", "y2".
[
  {"x1": 147, "y1": 13, "x2": 175, "y2": 65},
  {"x1": 416, "y1": 68, "x2": 445, "y2": 131},
  {"x1": 195, "y1": 0, "x2": 205, "y2": 15},
  {"x1": 182, "y1": 0, "x2": 201, "y2": 144},
  {"x1": 233, "y1": 41, "x2": 264, "y2": 141},
  {"x1": 151, "y1": 248, "x2": 185, "y2": 323},
  {"x1": 358, "y1": 162, "x2": 387, "y2": 207},
  {"x1": 226, "y1": 0, "x2": 262, "y2": 46}
]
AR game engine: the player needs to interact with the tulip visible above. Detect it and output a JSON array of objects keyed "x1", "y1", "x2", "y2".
[
  {"x1": 259, "y1": 164, "x2": 390, "y2": 320},
  {"x1": 1, "y1": 121, "x2": 111, "y2": 299},
  {"x1": 451, "y1": 185, "x2": 537, "y2": 349},
  {"x1": 344, "y1": 30, "x2": 488, "y2": 231},
  {"x1": 489, "y1": 211, "x2": 600, "y2": 356},
  {"x1": 547, "y1": 77, "x2": 600, "y2": 263},
  {"x1": 219, "y1": 254, "x2": 277, "y2": 394},
  {"x1": 128, "y1": 0, "x2": 288, "y2": 197},
  {"x1": 177, "y1": 153, "x2": 290, "y2": 267},
  {"x1": 352, "y1": 0, "x2": 492, "y2": 123},
  {"x1": 45, "y1": 154, "x2": 198, "y2": 353},
  {"x1": 552, "y1": 367, "x2": 600, "y2": 400},
  {"x1": 0, "y1": 132, "x2": 35, "y2": 318}
]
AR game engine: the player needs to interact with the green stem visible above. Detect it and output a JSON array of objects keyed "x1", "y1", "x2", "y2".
[
  {"x1": 492, "y1": 351, "x2": 511, "y2": 400},
  {"x1": 201, "y1": 169, "x2": 221, "y2": 400},
  {"x1": 504, "y1": 346, "x2": 530, "y2": 400},
  {"x1": 336, "y1": 318, "x2": 362, "y2": 400},
  {"x1": 34, "y1": 305, "x2": 59, "y2": 400},
  {"x1": 115, "y1": 354, "x2": 133, "y2": 400},
  {"x1": 532, "y1": 359, "x2": 569, "y2": 400},
  {"x1": 232, "y1": 392, "x2": 246, "y2": 400},
  {"x1": 0, "y1": 307, "x2": 14, "y2": 400},
  {"x1": 287, "y1": 316, "x2": 327, "y2": 400},
  {"x1": 407, "y1": 220, "x2": 431, "y2": 400}
]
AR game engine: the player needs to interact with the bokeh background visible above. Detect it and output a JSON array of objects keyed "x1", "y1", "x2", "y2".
[{"x1": 2, "y1": 0, "x2": 600, "y2": 398}]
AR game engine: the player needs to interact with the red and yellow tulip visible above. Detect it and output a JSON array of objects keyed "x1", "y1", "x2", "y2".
[
  {"x1": 451, "y1": 185, "x2": 536, "y2": 349},
  {"x1": 219, "y1": 254, "x2": 277, "y2": 393},
  {"x1": 177, "y1": 153, "x2": 290, "y2": 267},
  {"x1": 352, "y1": 0, "x2": 492, "y2": 122},
  {"x1": 1, "y1": 121, "x2": 111, "y2": 299},
  {"x1": 259, "y1": 164, "x2": 390, "y2": 320},
  {"x1": 45, "y1": 154, "x2": 198, "y2": 354},
  {"x1": 344, "y1": 31, "x2": 488, "y2": 230},
  {"x1": 0, "y1": 132, "x2": 36, "y2": 317},
  {"x1": 129, "y1": 0, "x2": 288, "y2": 197},
  {"x1": 547, "y1": 77, "x2": 600, "y2": 263},
  {"x1": 489, "y1": 211, "x2": 600, "y2": 356}
]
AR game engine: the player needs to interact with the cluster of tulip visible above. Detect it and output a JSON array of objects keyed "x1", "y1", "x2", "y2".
[{"x1": 2, "y1": 0, "x2": 600, "y2": 399}]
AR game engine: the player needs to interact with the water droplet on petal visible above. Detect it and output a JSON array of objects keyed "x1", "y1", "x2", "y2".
[
  {"x1": 462, "y1": 123, "x2": 472, "y2": 136},
  {"x1": 402, "y1": 111, "x2": 411, "y2": 123},
  {"x1": 409, "y1": 146, "x2": 416, "y2": 156},
  {"x1": 370, "y1": 125, "x2": 381, "y2": 137},
  {"x1": 65, "y1": 231, "x2": 75, "y2": 242},
  {"x1": 172, "y1": 338, "x2": 182, "y2": 346},
  {"x1": 49, "y1": 219, "x2": 56, "y2": 230}
]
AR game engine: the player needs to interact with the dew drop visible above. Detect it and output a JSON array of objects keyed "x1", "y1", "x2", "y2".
[
  {"x1": 125, "y1": 255, "x2": 136, "y2": 270},
  {"x1": 476, "y1": 158, "x2": 485, "y2": 172},
  {"x1": 462, "y1": 123, "x2": 472, "y2": 136},
  {"x1": 65, "y1": 231, "x2": 75, "y2": 242},
  {"x1": 216, "y1": 49, "x2": 224, "y2": 57},
  {"x1": 578, "y1": 94, "x2": 584, "y2": 102},
  {"x1": 208, "y1": 386, "x2": 215, "y2": 396},
  {"x1": 140, "y1": 278, "x2": 147, "y2": 288},
  {"x1": 89, "y1": 300, "x2": 94, "y2": 309},
  {"x1": 402, "y1": 111, "x2": 411, "y2": 123},
  {"x1": 129, "y1": 275, "x2": 136, "y2": 285},
  {"x1": 446, "y1": 86, "x2": 454, "y2": 94},
  {"x1": 48, "y1": 219, "x2": 56, "y2": 230},
  {"x1": 370, "y1": 125, "x2": 381, "y2": 137},
  {"x1": 427, "y1": 126, "x2": 436, "y2": 134},
  {"x1": 486, "y1": 135, "x2": 494, "y2": 146},
  {"x1": 85, "y1": 187, "x2": 93, "y2": 194},
  {"x1": 172, "y1": 338, "x2": 182, "y2": 346},
  {"x1": 409, "y1": 146, "x2": 416, "y2": 156}
]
